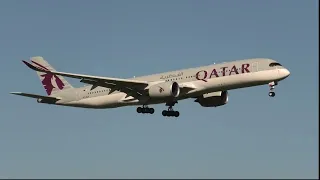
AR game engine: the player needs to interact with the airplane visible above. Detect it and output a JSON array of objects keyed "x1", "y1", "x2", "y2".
[{"x1": 10, "y1": 56, "x2": 290, "y2": 117}]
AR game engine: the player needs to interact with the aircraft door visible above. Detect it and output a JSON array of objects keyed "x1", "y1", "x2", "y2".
[{"x1": 251, "y1": 62, "x2": 258, "y2": 72}]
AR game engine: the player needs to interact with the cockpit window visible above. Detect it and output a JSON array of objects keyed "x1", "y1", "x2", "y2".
[{"x1": 269, "y1": 62, "x2": 282, "y2": 67}]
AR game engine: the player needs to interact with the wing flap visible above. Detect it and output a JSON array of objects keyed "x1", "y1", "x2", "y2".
[
  {"x1": 179, "y1": 82, "x2": 197, "y2": 90},
  {"x1": 80, "y1": 78, "x2": 144, "y2": 97}
]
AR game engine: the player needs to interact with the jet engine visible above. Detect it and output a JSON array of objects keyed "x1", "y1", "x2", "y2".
[
  {"x1": 195, "y1": 91, "x2": 228, "y2": 107},
  {"x1": 148, "y1": 81, "x2": 180, "y2": 99}
]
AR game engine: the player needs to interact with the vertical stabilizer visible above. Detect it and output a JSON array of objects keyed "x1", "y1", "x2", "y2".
[{"x1": 30, "y1": 56, "x2": 74, "y2": 95}]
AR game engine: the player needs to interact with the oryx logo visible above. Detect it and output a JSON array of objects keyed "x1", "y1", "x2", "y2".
[
  {"x1": 31, "y1": 61, "x2": 65, "y2": 95},
  {"x1": 159, "y1": 87, "x2": 164, "y2": 93}
]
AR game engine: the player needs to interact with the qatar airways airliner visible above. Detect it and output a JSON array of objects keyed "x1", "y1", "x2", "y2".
[{"x1": 11, "y1": 56, "x2": 290, "y2": 117}]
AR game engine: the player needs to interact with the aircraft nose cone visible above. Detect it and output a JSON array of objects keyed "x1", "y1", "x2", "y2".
[{"x1": 280, "y1": 68, "x2": 290, "y2": 78}]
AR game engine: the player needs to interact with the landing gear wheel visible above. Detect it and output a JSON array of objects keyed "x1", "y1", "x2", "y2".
[
  {"x1": 136, "y1": 106, "x2": 155, "y2": 114},
  {"x1": 162, "y1": 110, "x2": 179, "y2": 117},
  {"x1": 269, "y1": 92, "x2": 275, "y2": 97},
  {"x1": 174, "y1": 111, "x2": 180, "y2": 117},
  {"x1": 162, "y1": 101, "x2": 180, "y2": 117},
  {"x1": 162, "y1": 110, "x2": 167, "y2": 116}
]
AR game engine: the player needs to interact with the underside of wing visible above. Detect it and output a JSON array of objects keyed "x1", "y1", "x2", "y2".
[{"x1": 179, "y1": 82, "x2": 197, "y2": 90}]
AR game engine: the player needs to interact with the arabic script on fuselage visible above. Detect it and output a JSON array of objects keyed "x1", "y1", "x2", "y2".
[{"x1": 160, "y1": 72, "x2": 183, "y2": 80}]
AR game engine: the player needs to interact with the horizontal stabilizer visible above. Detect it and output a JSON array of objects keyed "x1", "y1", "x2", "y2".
[{"x1": 10, "y1": 92, "x2": 61, "y2": 103}]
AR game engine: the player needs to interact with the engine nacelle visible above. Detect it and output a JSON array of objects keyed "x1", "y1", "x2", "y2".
[
  {"x1": 148, "y1": 81, "x2": 180, "y2": 99},
  {"x1": 195, "y1": 91, "x2": 228, "y2": 107}
]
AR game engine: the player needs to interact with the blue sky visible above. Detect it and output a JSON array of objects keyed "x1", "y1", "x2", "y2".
[{"x1": 0, "y1": 0, "x2": 318, "y2": 178}]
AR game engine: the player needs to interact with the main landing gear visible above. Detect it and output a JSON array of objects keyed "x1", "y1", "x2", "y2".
[
  {"x1": 137, "y1": 105, "x2": 154, "y2": 114},
  {"x1": 268, "y1": 81, "x2": 277, "y2": 97},
  {"x1": 162, "y1": 101, "x2": 180, "y2": 117}
]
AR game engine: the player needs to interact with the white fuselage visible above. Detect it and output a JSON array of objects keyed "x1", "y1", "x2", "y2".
[{"x1": 49, "y1": 58, "x2": 290, "y2": 109}]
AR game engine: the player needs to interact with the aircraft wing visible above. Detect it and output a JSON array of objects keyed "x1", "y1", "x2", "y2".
[
  {"x1": 10, "y1": 92, "x2": 61, "y2": 103},
  {"x1": 22, "y1": 60, "x2": 149, "y2": 98},
  {"x1": 179, "y1": 82, "x2": 197, "y2": 90}
]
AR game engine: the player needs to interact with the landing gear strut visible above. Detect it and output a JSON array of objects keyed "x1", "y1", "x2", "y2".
[
  {"x1": 162, "y1": 101, "x2": 180, "y2": 117},
  {"x1": 268, "y1": 81, "x2": 277, "y2": 97},
  {"x1": 137, "y1": 105, "x2": 154, "y2": 114}
]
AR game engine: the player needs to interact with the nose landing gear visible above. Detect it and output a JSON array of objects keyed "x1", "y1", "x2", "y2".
[{"x1": 268, "y1": 81, "x2": 277, "y2": 97}]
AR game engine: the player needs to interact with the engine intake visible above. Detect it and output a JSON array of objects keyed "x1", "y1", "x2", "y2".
[
  {"x1": 195, "y1": 91, "x2": 228, "y2": 107},
  {"x1": 148, "y1": 81, "x2": 180, "y2": 99}
]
